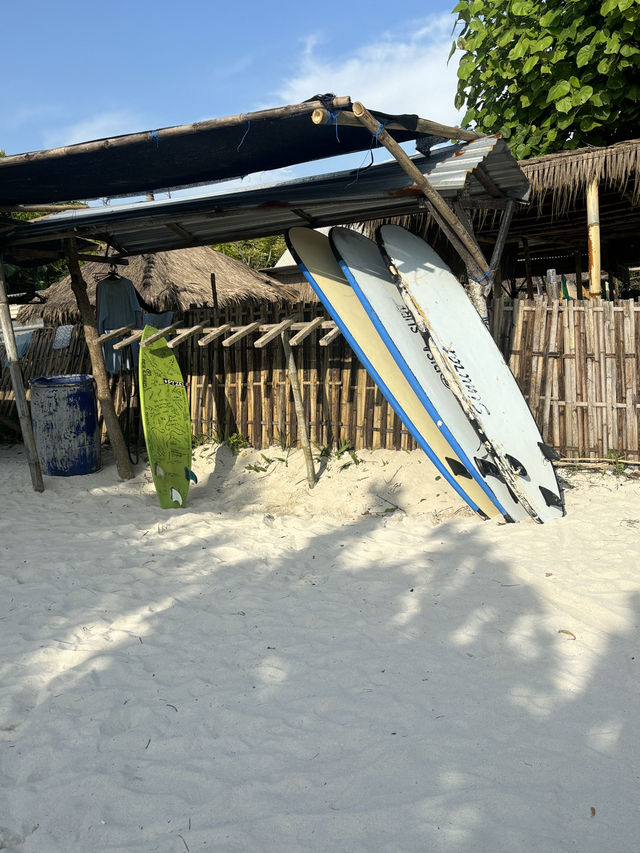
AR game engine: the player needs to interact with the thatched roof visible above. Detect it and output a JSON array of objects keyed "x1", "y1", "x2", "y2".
[
  {"x1": 17, "y1": 245, "x2": 297, "y2": 324},
  {"x1": 521, "y1": 138, "x2": 640, "y2": 214}
]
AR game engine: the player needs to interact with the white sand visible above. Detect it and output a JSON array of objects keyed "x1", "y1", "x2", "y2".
[{"x1": 1, "y1": 442, "x2": 640, "y2": 852}]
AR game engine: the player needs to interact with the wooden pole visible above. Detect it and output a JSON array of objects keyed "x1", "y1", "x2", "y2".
[
  {"x1": 488, "y1": 199, "x2": 517, "y2": 297},
  {"x1": 64, "y1": 239, "x2": 134, "y2": 480},
  {"x1": 587, "y1": 177, "x2": 601, "y2": 298},
  {"x1": 522, "y1": 237, "x2": 535, "y2": 298},
  {"x1": 311, "y1": 107, "x2": 482, "y2": 142},
  {"x1": 4, "y1": 98, "x2": 354, "y2": 168},
  {"x1": 0, "y1": 258, "x2": 44, "y2": 491},
  {"x1": 281, "y1": 330, "x2": 316, "y2": 488},
  {"x1": 574, "y1": 248, "x2": 584, "y2": 298},
  {"x1": 350, "y1": 101, "x2": 492, "y2": 320},
  {"x1": 351, "y1": 103, "x2": 488, "y2": 276}
]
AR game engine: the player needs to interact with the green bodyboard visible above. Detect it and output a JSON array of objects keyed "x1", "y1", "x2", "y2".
[{"x1": 139, "y1": 325, "x2": 193, "y2": 508}]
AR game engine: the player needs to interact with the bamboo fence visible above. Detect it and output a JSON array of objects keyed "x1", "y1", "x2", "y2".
[{"x1": 2, "y1": 297, "x2": 640, "y2": 460}]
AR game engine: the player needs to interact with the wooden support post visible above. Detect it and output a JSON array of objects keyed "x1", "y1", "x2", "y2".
[
  {"x1": 522, "y1": 238, "x2": 535, "y2": 298},
  {"x1": 64, "y1": 239, "x2": 134, "y2": 480},
  {"x1": 488, "y1": 199, "x2": 517, "y2": 298},
  {"x1": 0, "y1": 258, "x2": 44, "y2": 491},
  {"x1": 587, "y1": 177, "x2": 601, "y2": 298},
  {"x1": 574, "y1": 248, "x2": 584, "y2": 299},
  {"x1": 349, "y1": 102, "x2": 492, "y2": 321},
  {"x1": 350, "y1": 103, "x2": 489, "y2": 274},
  {"x1": 281, "y1": 330, "x2": 316, "y2": 488}
]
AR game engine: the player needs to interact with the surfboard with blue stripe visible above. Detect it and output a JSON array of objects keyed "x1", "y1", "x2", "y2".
[
  {"x1": 285, "y1": 227, "x2": 504, "y2": 521},
  {"x1": 329, "y1": 227, "x2": 528, "y2": 523}
]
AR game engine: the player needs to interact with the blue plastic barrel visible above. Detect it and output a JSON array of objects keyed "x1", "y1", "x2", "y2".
[{"x1": 29, "y1": 374, "x2": 102, "y2": 476}]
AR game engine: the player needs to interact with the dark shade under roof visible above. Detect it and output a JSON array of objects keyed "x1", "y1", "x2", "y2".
[{"x1": 0, "y1": 97, "x2": 444, "y2": 207}]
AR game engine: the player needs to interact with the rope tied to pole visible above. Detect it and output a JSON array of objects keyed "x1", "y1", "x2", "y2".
[
  {"x1": 236, "y1": 115, "x2": 251, "y2": 152},
  {"x1": 327, "y1": 110, "x2": 341, "y2": 142},
  {"x1": 469, "y1": 268, "x2": 492, "y2": 284}
]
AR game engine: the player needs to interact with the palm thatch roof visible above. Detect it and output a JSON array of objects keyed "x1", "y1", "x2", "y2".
[
  {"x1": 17, "y1": 245, "x2": 297, "y2": 325},
  {"x1": 521, "y1": 137, "x2": 640, "y2": 214}
]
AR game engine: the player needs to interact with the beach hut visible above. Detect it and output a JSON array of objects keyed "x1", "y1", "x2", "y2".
[
  {"x1": 17, "y1": 245, "x2": 297, "y2": 326},
  {"x1": 373, "y1": 138, "x2": 640, "y2": 298}
]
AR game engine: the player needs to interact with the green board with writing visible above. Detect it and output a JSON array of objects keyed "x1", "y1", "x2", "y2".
[{"x1": 139, "y1": 325, "x2": 194, "y2": 508}]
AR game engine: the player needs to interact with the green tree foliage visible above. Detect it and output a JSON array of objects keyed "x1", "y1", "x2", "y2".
[
  {"x1": 452, "y1": 0, "x2": 640, "y2": 158},
  {"x1": 213, "y1": 235, "x2": 287, "y2": 269}
]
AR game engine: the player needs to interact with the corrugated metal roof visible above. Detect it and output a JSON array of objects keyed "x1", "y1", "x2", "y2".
[{"x1": 3, "y1": 136, "x2": 529, "y2": 262}]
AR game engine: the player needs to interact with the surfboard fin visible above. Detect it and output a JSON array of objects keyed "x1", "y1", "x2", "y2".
[
  {"x1": 505, "y1": 455, "x2": 528, "y2": 477},
  {"x1": 445, "y1": 457, "x2": 473, "y2": 479},
  {"x1": 185, "y1": 467, "x2": 198, "y2": 484},
  {"x1": 170, "y1": 487, "x2": 183, "y2": 506},
  {"x1": 538, "y1": 442, "x2": 561, "y2": 462},
  {"x1": 474, "y1": 457, "x2": 505, "y2": 482},
  {"x1": 539, "y1": 486, "x2": 563, "y2": 509}
]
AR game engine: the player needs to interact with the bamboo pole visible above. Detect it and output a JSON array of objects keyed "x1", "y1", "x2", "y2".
[
  {"x1": 311, "y1": 107, "x2": 482, "y2": 141},
  {"x1": 522, "y1": 238, "x2": 535, "y2": 299},
  {"x1": 5, "y1": 98, "x2": 354, "y2": 168},
  {"x1": 281, "y1": 330, "x2": 316, "y2": 488},
  {"x1": 350, "y1": 101, "x2": 492, "y2": 319},
  {"x1": 587, "y1": 177, "x2": 601, "y2": 298},
  {"x1": 139, "y1": 323, "x2": 181, "y2": 347},
  {"x1": 488, "y1": 199, "x2": 517, "y2": 294},
  {"x1": 0, "y1": 258, "x2": 44, "y2": 491},
  {"x1": 97, "y1": 324, "x2": 134, "y2": 344},
  {"x1": 320, "y1": 326, "x2": 341, "y2": 346},
  {"x1": 222, "y1": 321, "x2": 261, "y2": 347},
  {"x1": 167, "y1": 324, "x2": 205, "y2": 349},
  {"x1": 113, "y1": 329, "x2": 144, "y2": 351},
  {"x1": 289, "y1": 316, "x2": 324, "y2": 346},
  {"x1": 574, "y1": 248, "x2": 584, "y2": 299},
  {"x1": 198, "y1": 323, "x2": 232, "y2": 346},
  {"x1": 64, "y1": 240, "x2": 134, "y2": 480},
  {"x1": 254, "y1": 317, "x2": 296, "y2": 349}
]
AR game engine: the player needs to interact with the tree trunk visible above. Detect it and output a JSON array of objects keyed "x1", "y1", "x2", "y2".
[{"x1": 64, "y1": 240, "x2": 134, "y2": 480}]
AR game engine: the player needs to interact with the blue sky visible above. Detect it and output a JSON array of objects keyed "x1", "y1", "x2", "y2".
[{"x1": 2, "y1": 0, "x2": 464, "y2": 191}]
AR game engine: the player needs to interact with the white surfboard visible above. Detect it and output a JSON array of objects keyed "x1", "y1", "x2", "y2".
[
  {"x1": 377, "y1": 224, "x2": 564, "y2": 523},
  {"x1": 330, "y1": 227, "x2": 529, "y2": 523},
  {"x1": 285, "y1": 227, "x2": 504, "y2": 522}
]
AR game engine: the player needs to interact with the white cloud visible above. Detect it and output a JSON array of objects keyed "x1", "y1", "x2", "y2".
[
  {"x1": 277, "y1": 13, "x2": 464, "y2": 127},
  {"x1": 42, "y1": 110, "x2": 150, "y2": 149}
]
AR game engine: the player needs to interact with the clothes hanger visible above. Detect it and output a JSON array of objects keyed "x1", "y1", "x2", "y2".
[{"x1": 96, "y1": 262, "x2": 121, "y2": 282}]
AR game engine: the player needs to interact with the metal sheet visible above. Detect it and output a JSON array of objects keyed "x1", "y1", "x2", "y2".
[{"x1": 2, "y1": 137, "x2": 529, "y2": 261}]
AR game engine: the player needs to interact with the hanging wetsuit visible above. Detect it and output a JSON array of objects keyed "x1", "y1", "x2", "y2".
[{"x1": 96, "y1": 275, "x2": 143, "y2": 374}]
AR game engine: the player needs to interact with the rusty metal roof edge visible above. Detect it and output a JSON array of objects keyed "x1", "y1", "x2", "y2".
[{"x1": 2, "y1": 136, "x2": 529, "y2": 256}]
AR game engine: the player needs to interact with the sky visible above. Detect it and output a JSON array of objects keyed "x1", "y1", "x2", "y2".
[{"x1": 1, "y1": 0, "x2": 465, "y2": 192}]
